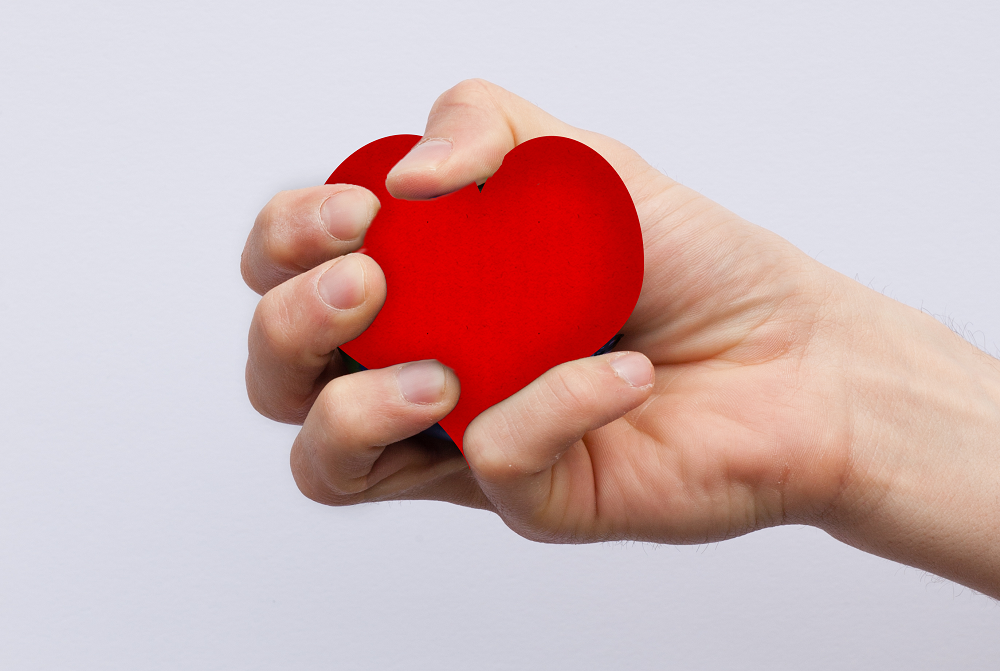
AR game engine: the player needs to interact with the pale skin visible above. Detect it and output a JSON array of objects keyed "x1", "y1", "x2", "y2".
[{"x1": 242, "y1": 79, "x2": 1000, "y2": 597}]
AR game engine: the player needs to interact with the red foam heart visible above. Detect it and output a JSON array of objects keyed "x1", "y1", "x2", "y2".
[{"x1": 327, "y1": 135, "x2": 643, "y2": 452}]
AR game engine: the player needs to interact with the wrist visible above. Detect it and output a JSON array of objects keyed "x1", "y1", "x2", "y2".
[{"x1": 823, "y1": 282, "x2": 1000, "y2": 595}]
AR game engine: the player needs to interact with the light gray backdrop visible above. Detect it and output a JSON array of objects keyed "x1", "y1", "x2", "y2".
[{"x1": 2, "y1": 1, "x2": 998, "y2": 669}]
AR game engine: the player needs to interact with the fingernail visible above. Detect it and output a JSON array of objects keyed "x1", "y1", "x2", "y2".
[
  {"x1": 318, "y1": 256, "x2": 365, "y2": 310},
  {"x1": 321, "y1": 188, "x2": 372, "y2": 241},
  {"x1": 388, "y1": 138, "x2": 453, "y2": 176},
  {"x1": 397, "y1": 360, "x2": 447, "y2": 404},
  {"x1": 609, "y1": 352, "x2": 653, "y2": 387}
]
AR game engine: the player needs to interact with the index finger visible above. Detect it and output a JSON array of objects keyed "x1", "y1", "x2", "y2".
[{"x1": 241, "y1": 184, "x2": 380, "y2": 295}]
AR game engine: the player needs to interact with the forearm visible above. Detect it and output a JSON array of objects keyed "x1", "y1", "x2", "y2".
[{"x1": 826, "y1": 285, "x2": 1000, "y2": 597}]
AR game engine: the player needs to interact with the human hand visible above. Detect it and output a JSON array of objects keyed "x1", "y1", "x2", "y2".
[{"x1": 242, "y1": 80, "x2": 1000, "y2": 595}]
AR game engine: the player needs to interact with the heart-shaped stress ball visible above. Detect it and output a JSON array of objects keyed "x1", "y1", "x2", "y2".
[{"x1": 327, "y1": 135, "x2": 644, "y2": 453}]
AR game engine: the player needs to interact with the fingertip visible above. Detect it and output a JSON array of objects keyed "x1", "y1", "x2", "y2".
[
  {"x1": 388, "y1": 138, "x2": 454, "y2": 177},
  {"x1": 319, "y1": 185, "x2": 380, "y2": 242},
  {"x1": 382, "y1": 138, "x2": 448, "y2": 199},
  {"x1": 244, "y1": 184, "x2": 383, "y2": 294},
  {"x1": 396, "y1": 360, "x2": 448, "y2": 405},
  {"x1": 607, "y1": 352, "x2": 655, "y2": 388}
]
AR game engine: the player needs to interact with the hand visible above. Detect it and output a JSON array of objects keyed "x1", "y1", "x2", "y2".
[{"x1": 242, "y1": 80, "x2": 1000, "y2": 595}]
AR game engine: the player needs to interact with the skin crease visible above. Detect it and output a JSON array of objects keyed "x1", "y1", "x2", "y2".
[{"x1": 242, "y1": 79, "x2": 1000, "y2": 597}]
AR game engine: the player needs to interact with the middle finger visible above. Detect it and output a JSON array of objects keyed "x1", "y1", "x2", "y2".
[{"x1": 247, "y1": 252, "x2": 386, "y2": 423}]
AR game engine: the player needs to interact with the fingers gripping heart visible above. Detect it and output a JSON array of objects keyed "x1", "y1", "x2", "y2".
[{"x1": 326, "y1": 135, "x2": 645, "y2": 452}]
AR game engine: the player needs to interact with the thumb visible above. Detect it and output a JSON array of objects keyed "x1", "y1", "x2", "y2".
[
  {"x1": 385, "y1": 79, "x2": 654, "y2": 200},
  {"x1": 463, "y1": 352, "x2": 655, "y2": 540}
]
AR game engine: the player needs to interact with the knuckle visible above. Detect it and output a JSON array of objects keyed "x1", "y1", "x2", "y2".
[
  {"x1": 290, "y1": 434, "x2": 369, "y2": 507},
  {"x1": 313, "y1": 383, "x2": 348, "y2": 434},
  {"x1": 258, "y1": 196, "x2": 298, "y2": 269},
  {"x1": 245, "y1": 363, "x2": 310, "y2": 424},
  {"x1": 257, "y1": 190, "x2": 323, "y2": 271},
  {"x1": 462, "y1": 428, "x2": 501, "y2": 477},
  {"x1": 292, "y1": 468, "x2": 360, "y2": 507},
  {"x1": 254, "y1": 191, "x2": 288, "y2": 239},
  {"x1": 431, "y1": 78, "x2": 504, "y2": 119},
  {"x1": 447, "y1": 77, "x2": 500, "y2": 99},
  {"x1": 312, "y1": 385, "x2": 373, "y2": 480},
  {"x1": 542, "y1": 365, "x2": 597, "y2": 418},
  {"x1": 504, "y1": 518, "x2": 565, "y2": 544},
  {"x1": 253, "y1": 293, "x2": 298, "y2": 361},
  {"x1": 244, "y1": 193, "x2": 305, "y2": 292},
  {"x1": 464, "y1": 425, "x2": 531, "y2": 484},
  {"x1": 239, "y1": 244, "x2": 259, "y2": 292},
  {"x1": 483, "y1": 491, "x2": 574, "y2": 545},
  {"x1": 243, "y1": 367, "x2": 270, "y2": 417},
  {"x1": 302, "y1": 474, "x2": 367, "y2": 505}
]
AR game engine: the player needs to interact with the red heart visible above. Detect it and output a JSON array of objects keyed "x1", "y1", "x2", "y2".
[{"x1": 327, "y1": 135, "x2": 644, "y2": 452}]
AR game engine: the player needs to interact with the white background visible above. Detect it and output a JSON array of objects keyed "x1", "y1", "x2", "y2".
[{"x1": 2, "y1": 1, "x2": 999, "y2": 669}]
